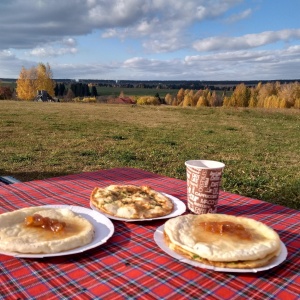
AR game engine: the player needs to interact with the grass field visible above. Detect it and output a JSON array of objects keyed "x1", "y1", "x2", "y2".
[
  {"x1": 96, "y1": 86, "x2": 178, "y2": 98},
  {"x1": 0, "y1": 100, "x2": 299, "y2": 210}
]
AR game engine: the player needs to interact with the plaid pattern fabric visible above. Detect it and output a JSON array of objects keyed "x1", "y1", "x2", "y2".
[{"x1": 0, "y1": 168, "x2": 299, "y2": 300}]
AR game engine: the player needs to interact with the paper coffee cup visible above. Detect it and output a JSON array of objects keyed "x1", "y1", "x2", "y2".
[{"x1": 185, "y1": 160, "x2": 225, "y2": 214}]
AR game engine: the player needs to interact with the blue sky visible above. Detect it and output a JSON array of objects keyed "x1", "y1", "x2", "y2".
[{"x1": 0, "y1": 0, "x2": 300, "y2": 81}]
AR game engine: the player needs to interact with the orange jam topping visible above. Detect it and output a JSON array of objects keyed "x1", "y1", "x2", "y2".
[
  {"x1": 24, "y1": 214, "x2": 66, "y2": 232},
  {"x1": 199, "y1": 221, "x2": 252, "y2": 240}
]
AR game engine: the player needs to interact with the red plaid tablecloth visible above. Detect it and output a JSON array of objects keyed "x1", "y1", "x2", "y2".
[{"x1": 0, "y1": 168, "x2": 299, "y2": 300}]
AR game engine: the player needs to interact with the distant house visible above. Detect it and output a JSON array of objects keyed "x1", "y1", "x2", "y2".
[{"x1": 35, "y1": 90, "x2": 59, "y2": 102}]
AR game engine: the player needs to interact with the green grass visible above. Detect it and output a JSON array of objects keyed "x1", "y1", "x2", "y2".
[
  {"x1": 0, "y1": 100, "x2": 299, "y2": 210},
  {"x1": 96, "y1": 86, "x2": 178, "y2": 97}
]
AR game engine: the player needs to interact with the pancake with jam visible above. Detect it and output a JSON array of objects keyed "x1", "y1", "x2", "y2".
[
  {"x1": 163, "y1": 214, "x2": 281, "y2": 269},
  {"x1": 0, "y1": 207, "x2": 94, "y2": 254}
]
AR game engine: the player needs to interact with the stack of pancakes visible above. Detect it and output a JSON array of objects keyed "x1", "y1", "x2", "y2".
[{"x1": 164, "y1": 214, "x2": 281, "y2": 269}]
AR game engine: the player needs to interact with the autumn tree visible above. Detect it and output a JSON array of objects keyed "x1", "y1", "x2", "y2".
[
  {"x1": 257, "y1": 82, "x2": 277, "y2": 107},
  {"x1": 176, "y1": 88, "x2": 185, "y2": 105},
  {"x1": 228, "y1": 83, "x2": 250, "y2": 107},
  {"x1": 249, "y1": 86, "x2": 259, "y2": 108},
  {"x1": 16, "y1": 63, "x2": 55, "y2": 100},
  {"x1": 36, "y1": 63, "x2": 55, "y2": 97},
  {"x1": 294, "y1": 98, "x2": 300, "y2": 109},
  {"x1": 196, "y1": 96, "x2": 208, "y2": 107},
  {"x1": 191, "y1": 90, "x2": 199, "y2": 106},
  {"x1": 195, "y1": 89, "x2": 211, "y2": 107},
  {"x1": 16, "y1": 66, "x2": 36, "y2": 100},
  {"x1": 223, "y1": 96, "x2": 231, "y2": 107},
  {"x1": 182, "y1": 93, "x2": 193, "y2": 107},
  {"x1": 208, "y1": 91, "x2": 218, "y2": 106},
  {"x1": 278, "y1": 82, "x2": 299, "y2": 108},
  {"x1": 291, "y1": 82, "x2": 300, "y2": 109},
  {"x1": 137, "y1": 96, "x2": 160, "y2": 105},
  {"x1": 164, "y1": 93, "x2": 173, "y2": 105}
]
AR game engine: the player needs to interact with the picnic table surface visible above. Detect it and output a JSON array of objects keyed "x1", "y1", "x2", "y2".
[{"x1": 0, "y1": 168, "x2": 299, "y2": 300}]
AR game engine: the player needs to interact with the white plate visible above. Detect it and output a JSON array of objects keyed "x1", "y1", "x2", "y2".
[
  {"x1": 154, "y1": 225, "x2": 288, "y2": 273},
  {"x1": 0, "y1": 205, "x2": 115, "y2": 258},
  {"x1": 90, "y1": 193, "x2": 186, "y2": 222}
]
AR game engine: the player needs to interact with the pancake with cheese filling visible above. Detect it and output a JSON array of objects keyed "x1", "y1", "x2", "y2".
[
  {"x1": 91, "y1": 185, "x2": 173, "y2": 219},
  {"x1": 0, "y1": 207, "x2": 94, "y2": 254},
  {"x1": 164, "y1": 214, "x2": 281, "y2": 269}
]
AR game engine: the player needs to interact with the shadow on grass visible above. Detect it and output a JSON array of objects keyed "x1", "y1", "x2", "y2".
[{"x1": 0, "y1": 170, "x2": 70, "y2": 183}]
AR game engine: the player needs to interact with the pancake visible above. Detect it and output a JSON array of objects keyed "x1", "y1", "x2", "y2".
[
  {"x1": 90, "y1": 185, "x2": 174, "y2": 219},
  {"x1": 0, "y1": 207, "x2": 94, "y2": 254},
  {"x1": 163, "y1": 214, "x2": 281, "y2": 269}
]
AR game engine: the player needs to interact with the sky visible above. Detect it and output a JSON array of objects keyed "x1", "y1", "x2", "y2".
[{"x1": 0, "y1": 0, "x2": 300, "y2": 81}]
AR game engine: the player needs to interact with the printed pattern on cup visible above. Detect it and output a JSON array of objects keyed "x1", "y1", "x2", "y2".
[{"x1": 187, "y1": 166, "x2": 223, "y2": 214}]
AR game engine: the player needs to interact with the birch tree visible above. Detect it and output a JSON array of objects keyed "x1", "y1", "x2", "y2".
[
  {"x1": 16, "y1": 67, "x2": 36, "y2": 100},
  {"x1": 16, "y1": 63, "x2": 55, "y2": 100},
  {"x1": 36, "y1": 63, "x2": 55, "y2": 97}
]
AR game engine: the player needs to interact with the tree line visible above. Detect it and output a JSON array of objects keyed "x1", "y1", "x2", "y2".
[
  {"x1": 54, "y1": 82, "x2": 98, "y2": 99},
  {"x1": 1, "y1": 63, "x2": 299, "y2": 109},
  {"x1": 162, "y1": 82, "x2": 300, "y2": 109},
  {"x1": 8, "y1": 63, "x2": 98, "y2": 101}
]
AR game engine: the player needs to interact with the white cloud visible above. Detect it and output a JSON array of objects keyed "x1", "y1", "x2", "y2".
[
  {"x1": 193, "y1": 29, "x2": 300, "y2": 51},
  {"x1": 0, "y1": 0, "x2": 299, "y2": 80},
  {"x1": 0, "y1": 50, "x2": 14, "y2": 58},
  {"x1": 102, "y1": 29, "x2": 118, "y2": 38},
  {"x1": 62, "y1": 38, "x2": 77, "y2": 47},
  {"x1": 0, "y1": 0, "x2": 243, "y2": 54},
  {"x1": 142, "y1": 36, "x2": 187, "y2": 53},
  {"x1": 118, "y1": 45, "x2": 300, "y2": 80},
  {"x1": 183, "y1": 45, "x2": 300, "y2": 79},
  {"x1": 100, "y1": 0, "x2": 243, "y2": 52},
  {"x1": 29, "y1": 47, "x2": 77, "y2": 57},
  {"x1": 122, "y1": 56, "x2": 186, "y2": 79},
  {"x1": 52, "y1": 62, "x2": 120, "y2": 79},
  {"x1": 225, "y1": 8, "x2": 252, "y2": 23},
  {"x1": 27, "y1": 38, "x2": 78, "y2": 58},
  {"x1": 0, "y1": 51, "x2": 34, "y2": 78},
  {"x1": 2, "y1": 44, "x2": 300, "y2": 80}
]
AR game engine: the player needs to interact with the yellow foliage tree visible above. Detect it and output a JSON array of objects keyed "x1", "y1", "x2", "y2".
[
  {"x1": 176, "y1": 88, "x2": 185, "y2": 105},
  {"x1": 229, "y1": 83, "x2": 250, "y2": 107},
  {"x1": 164, "y1": 93, "x2": 173, "y2": 105},
  {"x1": 36, "y1": 63, "x2": 55, "y2": 97},
  {"x1": 196, "y1": 96, "x2": 208, "y2": 107},
  {"x1": 278, "y1": 82, "x2": 299, "y2": 108},
  {"x1": 16, "y1": 63, "x2": 55, "y2": 100},
  {"x1": 182, "y1": 93, "x2": 193, "y2": 107},
  {"x1": 292, "y1": 82, "x2": 300, "y2": 104},
  {"x1": 279, "y1": 98, "x2": 289, "y2": 108},
  {"x1": 208, "y1": 91, "x2": 218, "y2": 106},
  {"x1": 137, "y1": 96, "x2": 160, "y2": 105},
  {"x1": 193, "y1": 90, "x2": 202, "y2": 103},
  {"x1": 249, "y1": 87, "x2": 259, "y2": 108},
  {"x1": 223, "y1": 96, "x2": 231, "y2": 107},
  {"x1": 294, "y1": 98, "x2": 300, "y2": 109},
  {"x1": 265, "y1": 95, "x2": 280, "y2": 108},
  {"x1": 189, "y1": 90, "x2": 199, "y2": 106},
  {"x1": 171, "y1": 98, "x2": 178, "y2": 106},
  {"x1": 16, "y1": 67, "x2": 36, "y2": 100},
  {"x1": 257, "y1": 82, "x2": 277, "y2": 107}
]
